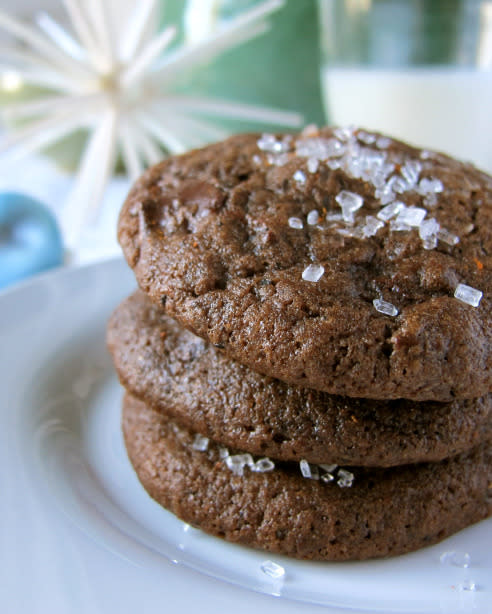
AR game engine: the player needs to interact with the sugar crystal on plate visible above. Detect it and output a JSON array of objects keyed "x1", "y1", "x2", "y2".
[
  {"x1": 260, "y1": 560, "x2": 285, "y2": 579},
  {"x1": 439, "y1": 550, "x2": 471, "y2": 568},
  {"x1": 458, "y1": 580, "x2": 477, "y2": 592}
]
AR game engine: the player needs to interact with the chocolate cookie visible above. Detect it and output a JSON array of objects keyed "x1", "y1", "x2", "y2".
[
  {"x1": 123, "y1": 394, "x2": 492, "y2": 561},
  {"x1": 108, "y1": 291, "x2": 492, "y2": 467},
  {"x1": 118, "y1": 128, "x2": 492, "y2": 401}
]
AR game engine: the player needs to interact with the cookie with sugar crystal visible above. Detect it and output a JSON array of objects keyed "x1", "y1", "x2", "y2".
[
  {"x1": 118, "y1": 127, "x2": 492, "y2": 401},
  {"x1": 108, "y1": 291, "x2": 492, "y2": 467},
  {"x1": 123, "y1": 394, "x2": 492, "y2": 561}
]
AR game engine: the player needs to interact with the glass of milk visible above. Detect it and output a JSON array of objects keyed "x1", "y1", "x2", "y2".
[{"x1": 318, "y1": 0, "x2": 492, "y2": 173}]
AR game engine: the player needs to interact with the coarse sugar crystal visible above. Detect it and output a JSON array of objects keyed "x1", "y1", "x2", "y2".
[
  {"x1": 225, "y1": 453, "x2": 254, "y2": 476},
  {"x1": 252, "y1": 457, "x2": 275, "y2": 472},
  {"x1": 302, "y1": 263, "x2": 324, "y2": 282},
  {"x1": 257, "y1": 133, "x2": 289, "y2": 154},
  {"x1": 319, "y1": 464, "x2": 338, "y2": 473},
  {"x1": 361, "y1": 215, "x2": 384, "y2": 237},
  {"x1": 458, "y1": 580, "x2": 477, "y2": 592},
  {"x1": 418, "y1": 177, "x2": 444, "y2": 194},
  {"x1": 396, "y1": 206, "x2": 427, "y2": 227},
  {"x1": 337, "y1": 468, "x2": 354, "y2": 488},
  {"x1": 288, "y1": 216, "x2": 303, "y2": 229},
  {"x1": 439, "y1": 550, "x2": 471, "y2": 568},
  {"x1": 357, "y1": 130, "x2": 376, "y2": 144},
  {"x1": 307, "y1": 209, "x2": 320, "y2": 225},
  {"x1": 260, "y1": 560, "x2": 285, "y2": 579},
  {"x1": 191, "y1": 434, "x2": 209, "y2": 451},
  {"x1": 293, "y1": 169, "x2": 306, "y2": 183},
  {"x1": 400, "y1": 160, "x2": 422, "y2": 188},
  {"x1": 267, "y1": 152, "x2": 289, "y2": 166},
  {"x1": 419, "y1": 218, "x2": 440, "y2": 249},
  {"x1": 437, "y1": 228, "x2": 460, "y2": 246},
  {"x1": 307, "y1": 157, "x2": 319, "y2": 173},
  {"x1": 376, "y1": 136, "x2": 391, "y2": 148},
  {"x1": 299, "y1": 459, "x2": 319, "y2": 479},
  {"x1": 454, "y1": 283, "x2": 482, "y2": 307},
  {"x1": 377, "y1": 201, "x2": 404, "y2": 221},
  {"x1": 373, "y1": 298, "x2": 399, "y2": 316},
  {"x1": 335, "y1": 190, "x2": 364, "y2": 223}
]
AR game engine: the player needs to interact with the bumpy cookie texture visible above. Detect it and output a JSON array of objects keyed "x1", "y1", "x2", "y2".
[
  {"x1": 123, "y1": 394, "x2": 492, "y2": 561},
  {"x1": 108, "y1": 291, "x2": 492, "y2": 466},
  {"x1": 118, "y1": 127, "x2": 492, "y2": 401}
]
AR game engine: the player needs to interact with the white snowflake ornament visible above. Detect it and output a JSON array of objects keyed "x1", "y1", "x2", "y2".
[{"x1": 0, "y1": 0, "x2": 302, "y2": 246}]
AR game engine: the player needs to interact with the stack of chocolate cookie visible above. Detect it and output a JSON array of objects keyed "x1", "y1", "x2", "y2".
[{"x1": 108, "y1": 127, "x2": 491, "y2": 560}]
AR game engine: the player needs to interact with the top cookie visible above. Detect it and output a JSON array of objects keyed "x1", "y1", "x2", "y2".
[{"x1": 118, "y1": 127, "x2": 492, "y2": 401}]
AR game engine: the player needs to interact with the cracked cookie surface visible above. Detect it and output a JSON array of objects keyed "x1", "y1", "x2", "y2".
[
  {"x1": 118, "y1": 128, "x2": 492, "y2": 400},
  {"x1": 123, "y1": 393, "x2": 492, "y2": 561},
  {"x1": 108, "y1": 291, "x2": 492, "y2": 466}
]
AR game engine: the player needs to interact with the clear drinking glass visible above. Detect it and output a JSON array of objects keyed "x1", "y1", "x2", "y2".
[{"x1": 318, "y1": 0, "x2": 492, "y2": 172}]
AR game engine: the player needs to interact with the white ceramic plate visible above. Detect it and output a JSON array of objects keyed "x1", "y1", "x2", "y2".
[{"x1": 1, "y1": 258, "x2": 490, "y2": 614}]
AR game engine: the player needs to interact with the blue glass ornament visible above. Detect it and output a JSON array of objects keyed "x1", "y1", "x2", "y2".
[{"x1": 0, "y1": 192, "x2": 64, "y2": 290}]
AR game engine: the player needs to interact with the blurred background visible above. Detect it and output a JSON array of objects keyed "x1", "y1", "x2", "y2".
[{"x1": 0, "y1": 0, "x2": 491, "y2": 287}]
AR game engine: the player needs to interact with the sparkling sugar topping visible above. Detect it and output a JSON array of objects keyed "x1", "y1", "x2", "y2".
[
  {"x1": 440, "y1": 551, "x2": 471, "y2": 568},
  {"x1": 257, "y1": 133, "x2": 291, "y2": 154},
  {"x1": 225, "y1": 453, "x2": 254, "y2": 476},
  {"x1": 307, "y1": 209, "x2": 320, "y2": 225},
  {"x1": 288, "y1": 216, "x2": 303, "y2": 229},
  {"x1": 458, "y1": 580, "x2": 477, "y2": 592},
  {"x1": 419, "y1": 217, "x2": 440, "y2": 250},
  {"x1": 300, "y1": 461, "x2": 355, "y2": 487},
  {"x1": 373, "y1": 298, "x2": 399, "y2": 317},
  {"x1": 336, "y1": 468, "x2": 355, "y2": 488},
  {"x1": 307, "y1": 157, "x2": 319, "y2": 173},
  {"x1": 260, "y1": 560, "x2": 285, "y2": 579},
  {"x1": 454, "y1": 283, "x2": 483, "y2": 307},
  {"x1": 377, "y1": 201, "x2": 405, "y2": 221},
  {"x1": 302, "y1": 264, "x2": 324, "y2": 282},
  {"x1": 293, "y1": 169, "x2": 307, "y2": 183},
  {"x1": 299, "y1": 459, "x2": 319, "y2": 480},
  {"x1": 191, "y1": 434, "x2": 209, "y2": 451},
  {"x1": 361, "y1": 216, "x2": 384, "y2": 238},
  {"x1": 302, "y1": 264, "x2": 325, "y2": 283},
  {"x1": 284, "y1": 127, "x2": 454, "y2": 251},
  {"x1": 252, "y1": 457, "x2": 275, "y2": 472},
  {"x1": 335, "y1": 191, "x2": 364, "y2": 223},
  {"x1": 255, "y1": 128, "x2": 484, "y2": 305},
  {"x1": 395, "y1": 206, "x2": 427, "y2": 227}
]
